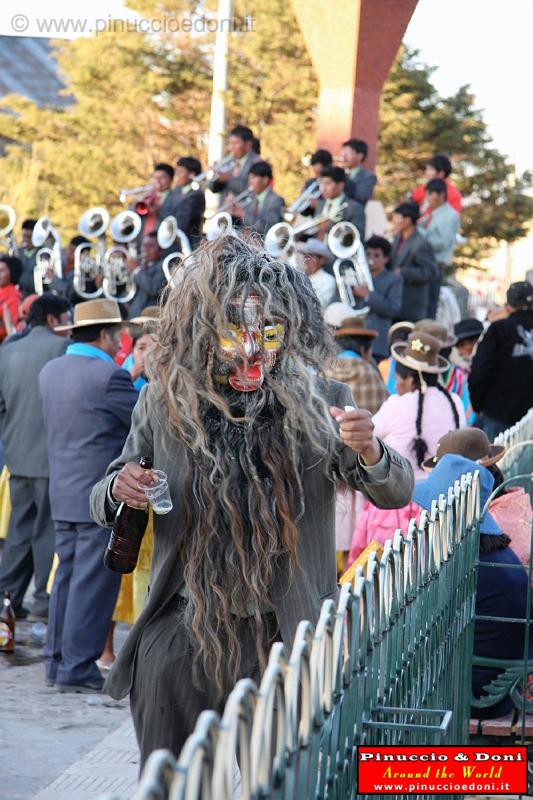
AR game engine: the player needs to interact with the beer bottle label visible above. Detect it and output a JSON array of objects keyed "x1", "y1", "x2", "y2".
[{"x1": 0, "y1": 622, "x2": 13, "y2": 647}]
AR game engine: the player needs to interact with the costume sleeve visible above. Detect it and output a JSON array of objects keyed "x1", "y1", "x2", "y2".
[
  {"x1": 90, "y1": 383, "x2": 153, "y2": 527},
  {"x1": 331, "y1": 382, "x2": 414, "y2": 508}
]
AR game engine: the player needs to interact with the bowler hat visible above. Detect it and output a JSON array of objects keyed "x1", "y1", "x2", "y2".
[
  {"x1": 454, "y1": 318, "x2": 484, "y2": 343},
  {"x1": 391, "y1": 332, "x2": 449, "y2": 374},
  {"x1": 423, "y1": 428, "x2": 506, "y2": 472},
  {"x1": 413, "y1": 453, "x2": 501, "y2": 535},
  {"x1": 414, "y1": 319, "x2": 457, "y2": 349}
]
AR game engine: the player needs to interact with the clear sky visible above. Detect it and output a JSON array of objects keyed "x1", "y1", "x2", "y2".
[
  {"x1": 1, "y1": 0, "x2": 531, "y2": 173},
  {"x1": 405, "y1": 0, "x2": 533, "y2": 174}
]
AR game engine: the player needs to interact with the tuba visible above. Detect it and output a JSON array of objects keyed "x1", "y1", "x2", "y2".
[
  {"x1": 157, "y1": 215, "x2": 192, "y2": 256},
  {"x1": 73, "y1": 207, "x2": 110, "y2": 300},
  {"x1": 0, "y1": 205, "x2": 18, "y2": 256},
  {"x1": 102, "y1": 211, "x2": 142, "y2": 303},
  {"x1": 32, "y1": 216, "x2": 62, "y2": 295},
  {"x1": 327, "y1": 221, "x2": 374, "y2": 314},
  {"x1": 205, "y1": 211, "x2": 233, "y2": 241},
  {"x1": 162, "y1": 252, "x2": 184, "y2": 288},
  {"x1": 265, "y1": 202, "x2": 348, "y2": 258}
]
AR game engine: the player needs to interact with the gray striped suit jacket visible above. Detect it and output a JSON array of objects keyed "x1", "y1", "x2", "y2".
[{"x1": 90, "y1": 379, "x2": 413, "y2": 700}]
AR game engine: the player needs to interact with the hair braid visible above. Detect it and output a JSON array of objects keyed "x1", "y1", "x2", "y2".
[
  {"x1": 436, "y1": 382, "x2": 460, "y2": 429},
  {"x1": 412, "y1": 387, "x2": 428, "y2": 468}
]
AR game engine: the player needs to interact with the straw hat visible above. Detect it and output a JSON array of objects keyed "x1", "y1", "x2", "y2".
[
  {"x1": 414, "y1": 319, "x2": 457, "y2": 349},
  {"x1": 333, "y1": 315, "x2": 378, "y2": 339},
  {"x1": 391, "y1": 331, "x2": 449, "y2": 374},
  {"x1": 55, "y1": 298, "x2": 122, "y2": 332},
  {"x1": 423, "y1": 428, "x2": 506, "y2": 472}
]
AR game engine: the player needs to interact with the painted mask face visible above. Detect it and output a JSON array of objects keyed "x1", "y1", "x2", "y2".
[{"x1": 214, "y1": 294, "x2": 284, "y2": 392}]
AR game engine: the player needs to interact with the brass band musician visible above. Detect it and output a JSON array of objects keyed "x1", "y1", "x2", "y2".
[
  {"x1": 231, "y1": 161, "x2": 285, "y2": 235},
  {"x1": 339, "y1": 138, "x2": 377, "y2": 207},
  {"x1": 208, "y1": 125, "x2": 260, "y2": 205},
  {"x1": 172, "y1": 157, "x2": 206, "y2": 248},
  {"x1": 314, "y1": 166, "x2": 365, "y2": 243}
]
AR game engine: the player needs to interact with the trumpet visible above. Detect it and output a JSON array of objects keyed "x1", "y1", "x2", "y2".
[
  {"x1": 191, "y1": 155, "x2": 237, "y2": 189},
  {"x1": 264, "y1": 202, "x2": 348, "y2": 258},
  {"x1": 283, "y1": 180, "x2": 322, "y2": 223},
  {"x1": 73, "y1": 207, "x2": 110, "y2": 300},
  {"x1": 119, "y1": 184, "x2": 154, "y2": 204},
  {"x1": 327, "y1": 221, "x2": 374, "y2": 314},
  {"x1": 32, "y1": 216, "x2": 62, "y2": 295},
  {"x1": 0, "y1": 205, "x2": 18, "y2": 256},
  {"x1": 102, "y1": 210, "x2": 142, "y2": 303}
]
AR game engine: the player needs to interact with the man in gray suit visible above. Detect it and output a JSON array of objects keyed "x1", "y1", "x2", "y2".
[
  {"x1": 0, "y1": 295, "x2": 71, "y2": 619},
  {"x1": 40, "y1": 298, "x2": 138, "y2": 692},
  {"x1": 237, "y1": 160, "x2": 284, "y2": 236},
  {"x1": 208, "y1": 124, "x2": 260, "y2": 206},
  {"x1": 390, "y1": 202, "x2": 438, "y2": 323},
  {"x1": 315, "y1": 166, "x2": 366, "y2": 241},
  {"x1": 90, "y1": 235, "x2": 414, "y2": 764},
  {"x1": 126, "y1": 231, "x2": 166, "y2": 319},
  {"x1": 340, "y1": 138, "x2": 377, "y2": 207}
]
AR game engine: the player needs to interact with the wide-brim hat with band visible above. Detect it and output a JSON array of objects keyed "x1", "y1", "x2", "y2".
[
  {"x1": 414, "y1": 319, "x2": 457, "y2": 349},
  {"x1": 388, "y1": 320, "x2": 414, "y2": 344},
  {"x1": 391, "y1": 331, "x2": 449, "y2": 374},
  {"x1": 423, "y1": 428, "x2": 506, "y2": 472},
  {"x1": 55, "y1": 298, "x2": 122, "y2": 332},
  {"x1": 129, "y1": 306, "x2": 159, "y2": 326},
  {"x1": 333, "y1": 315, "x2": 378, "y2": 339}
]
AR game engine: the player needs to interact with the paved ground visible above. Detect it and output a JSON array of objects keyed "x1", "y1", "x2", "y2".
[{"x1": 1, "y1": 617, "x2": 137, "y2": 800}]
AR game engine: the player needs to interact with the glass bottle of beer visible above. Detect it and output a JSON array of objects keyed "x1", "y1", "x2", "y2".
[
  {"x1": 104, "y1": 456, "x2": 153, "y2": 574},
  {"x1": 0, "y1": 592, "x2": 15, "y2": 653}
]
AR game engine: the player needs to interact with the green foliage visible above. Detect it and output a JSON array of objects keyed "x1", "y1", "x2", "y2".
[
  {"x1": 226, "y1": 0, "x2": 318, "y2": 202},
  {"x1": 378, "y1": 47, "x2": 533, "y2": 266}
]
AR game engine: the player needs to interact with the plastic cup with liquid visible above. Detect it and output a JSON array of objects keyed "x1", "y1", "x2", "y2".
[{"x1": 138, "y1": 469, "x2": 173, "y2": 515}]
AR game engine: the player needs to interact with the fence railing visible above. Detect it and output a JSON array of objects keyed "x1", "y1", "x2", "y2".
[
  {"x1": 101, "y1": 469, "x2": 483, "y2": 800},
  {"x1": 495, "y1": 408, "x2": 533, "y2": 480}
]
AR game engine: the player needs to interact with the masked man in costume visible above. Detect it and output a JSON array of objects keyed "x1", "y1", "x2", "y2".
[{"x1": 90, "y1": 234, "x2": 414, "y2": 766}]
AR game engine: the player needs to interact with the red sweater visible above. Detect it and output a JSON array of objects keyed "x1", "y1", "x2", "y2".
[
  {"x1": 412, "y1": 178, "x2": 462, "y2": 218},
  {"x1": 0, "y1": 284, "x2": 22, "y2": 341}
]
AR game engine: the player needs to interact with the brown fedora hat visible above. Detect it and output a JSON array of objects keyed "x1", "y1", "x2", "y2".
[
  {"x1": 423, "y1": 428, "x2": 506, "y2": 471},
  {"x1": 55, "y1": 298, "x2": 122, "y2": 332},
  {"x1": 334, "y1": 315, "x2": 378, "y2": 339},
  {"x1": 414, "y1": 319, "x2": 457, "y2": 349},
  {"x1": 391, "y1": 331, "x2": 449, "y2": 374}
]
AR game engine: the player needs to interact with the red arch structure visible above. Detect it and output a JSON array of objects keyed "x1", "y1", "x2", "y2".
[{"x1": 291, "y1": 0, "x2": 419, "y2": 168}]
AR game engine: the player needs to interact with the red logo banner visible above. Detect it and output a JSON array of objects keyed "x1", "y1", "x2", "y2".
[{"x1": 357, "y1": 746, "x2": 527, "y2": 795}]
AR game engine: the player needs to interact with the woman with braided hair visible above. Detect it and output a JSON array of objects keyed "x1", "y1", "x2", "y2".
[
  {"x1": 90, "y1": 234, "x2": 413, "y2": 765},
  {"x1": 348, "y1": 331, "x2": 464, "y2": 564}
]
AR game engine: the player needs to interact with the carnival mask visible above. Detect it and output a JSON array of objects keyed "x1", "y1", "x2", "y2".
[{"x1": 214, "y1": 295, "x2": 284, "y2": 392}]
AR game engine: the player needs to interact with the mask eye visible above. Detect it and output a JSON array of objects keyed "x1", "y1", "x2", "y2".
[{"x1": 263, "y1": 323, "x2": 284, "y2": 348}]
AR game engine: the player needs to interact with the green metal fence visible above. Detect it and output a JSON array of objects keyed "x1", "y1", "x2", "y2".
[{"x1": 470, "y1": 408, "x2": 533, "y2": 794}]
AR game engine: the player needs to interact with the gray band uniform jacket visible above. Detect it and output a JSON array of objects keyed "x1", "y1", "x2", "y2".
[
  {"x1": 242, "y1": 188, "x2": 285, "y2": 236},
  {"x1": 208, "y1": 152, "x2": 261, "y2": 202},
  {"x1": 90, "y1": 379, "x2": 414, "y2": 700},
  {"x1": 315, "y1": 196, "x2": 366, "y2": 240},
  {"x1": 390, "y1": 229, "x2": 438, "y2": 322}
]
